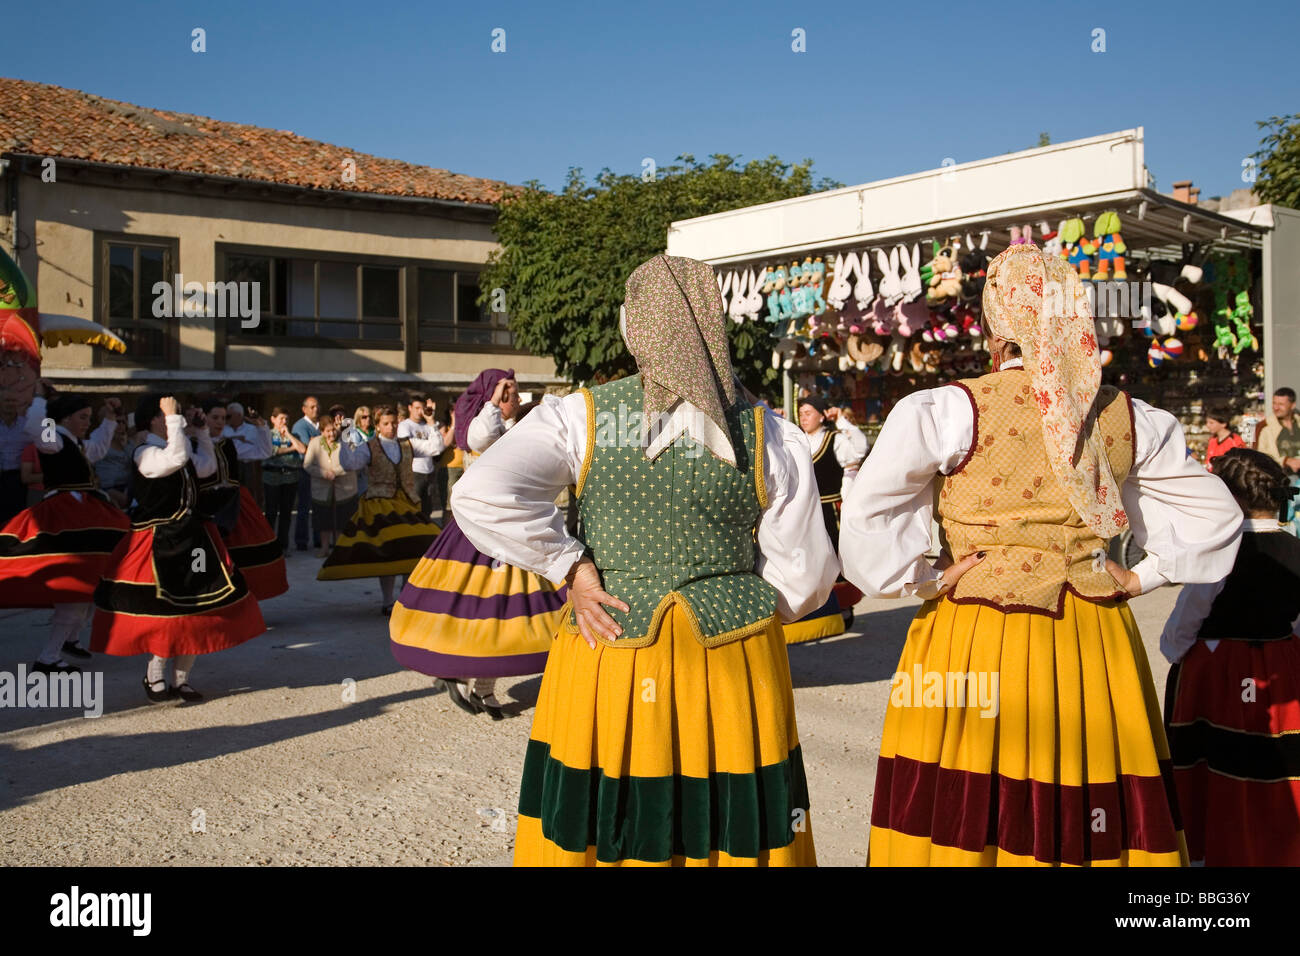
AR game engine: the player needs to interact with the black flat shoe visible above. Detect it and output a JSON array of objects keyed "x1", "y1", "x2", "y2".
[
  {"x1": 61, "y1": 642, "x2": 92, "y2": 660},
  {"x1": 33, "y1": 659, "x2": 81, "y2": 675},
  {"x1": 471, "y1": 693, "x2": 506, "y2": 721},
  {"x1": 173, "y1": 683, "x2": 203, "y2": 702},
  {"x1": 143, "y1": 677, "x2": 175, "y2": 703},
  {"x1": 444, "y1": 680, "x2": 482, "y2": 715}
]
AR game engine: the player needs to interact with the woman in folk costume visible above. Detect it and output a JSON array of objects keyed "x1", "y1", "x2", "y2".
[
  {"x1": 841, "y1": 243, "x2": 1242, "y2": 866},
  {"x1": 1161, "y1": 448, "x2": 1300, "y2": 866},
  {"x1": 390, "y1": 369, "x2": 567, "y2": 720},
  {"x1": 197, "y1": 399, "x2": 288, "y2": 601},
  {"x1": 318, "y1": 405, "x2": 447, "y2": 615},
  {"x1": 781, "y1": 394, "x2": 868, "y2": 643},
  {"x1": 0, "y1": 386, "x2": 130, "y2": 672},
  {"x1": 93, "y1": 396, "x2": 266, "y2": 703},
  {"x1": 452, "y1": 255, "x2": 837, "y2": 865}
]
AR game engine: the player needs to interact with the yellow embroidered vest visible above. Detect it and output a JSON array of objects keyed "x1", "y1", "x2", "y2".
[
  {"x1": 364, "y1": 436, "x2": 418, "y2": 503},
  {"x1": 938, "y1": 369, "x2": 1135, "y2": 617}
]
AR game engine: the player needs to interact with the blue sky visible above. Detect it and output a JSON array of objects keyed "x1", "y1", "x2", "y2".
[{"x1": 9, "y1": 0, "x2": 1298, "y2": 200}]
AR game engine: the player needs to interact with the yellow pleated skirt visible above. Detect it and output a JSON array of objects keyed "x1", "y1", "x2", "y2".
[
  {"x1": 514, "y1": 602, "x2": 816, "y2": 866},
  {"x1": 869, "y1": 593, "x2": 1187, "y2": 867},
  {"x1": 317, "y1": 494, "x2": 439, "y2": 580}
]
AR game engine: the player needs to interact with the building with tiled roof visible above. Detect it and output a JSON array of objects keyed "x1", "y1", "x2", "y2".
[
  {"x1": 0, "y1": 77, "x2": 560, "y2": 411},
  {"x1": 0, "y1": 76, "x2": 508, "y2": 205}
]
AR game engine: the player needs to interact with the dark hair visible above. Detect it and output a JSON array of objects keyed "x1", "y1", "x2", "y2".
[
  {"x1": 134, "y1": 395, "x2": 163, "y2": 431},
  {"x1": 1212, "y1": 447, "x2": 1293, "y2": 516},
  {"x1": 48, "y1": 393, "x2": 92, "y2": 422},
  {"x1": 374, "y1": 405, "x2": 397, "y2": 421},
  {"x1": 978, "y1": 315, "x2": 1022, "y2": 356},
  {"x1": 328, "y1": 404, "x2": 346, "y2": 417},
  {"x1": 270, "y1": 406, "x2": 289, "y2": 418},
  {"x1": 1275, "y1": 387, "x2": 1296, "y2": 402},
  {"x1": 202, "y1": 397, "x2": 228, "y2": 415},
  {"x1": 1204, "y1": 404, "x2": 1233, "y2": 426}
]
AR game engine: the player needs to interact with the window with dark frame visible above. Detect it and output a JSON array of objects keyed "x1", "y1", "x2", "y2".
[
  {"x1": 417, "y1": 267, "x2": 512, "y2": 348},
  {"x1": 222, "y1": 252, "x2": 403, "y2": 342},
  {"x1": 218, "y1": 251, "x2": 513, "y2": 349},
  {"x1": 99, "y1": 239, "x2": 175, "y2": 365}
]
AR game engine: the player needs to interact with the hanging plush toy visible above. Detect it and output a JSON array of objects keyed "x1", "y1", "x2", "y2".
[
  {"x1": 1040, "y1": 221, "x2": 1064, "y2": 258},
  {"x1": 805, "y1": 257, "x2": 828, "y2": 320},
  {"x1": 1008, "y1": 224, "x2": 1033, "y2": 246},
  {"x1": 827, "y1": 253, "x2": 854, "y2": 311},
  {"x1": 952, "y1": 303, "x2": 982, "y2": 339},
  {"x1": 1231, "y1": 290, "x2": 1258, "y2": 354},
  {"x1": 1059, "y1": 218, "x2": 1095, "y2": 281},
  {"x1": 925, "y1": 238, "x2": 964, "y2": 306},
  {"x1": 1092, "y1": 211, "x2": 1127, "y2": 281},
  {"x1": 959, "y1": 232, "x2": 990, "y2": 306},
  {"x1": 787, "y1": 261, "x2": 810, "y2": 320}
]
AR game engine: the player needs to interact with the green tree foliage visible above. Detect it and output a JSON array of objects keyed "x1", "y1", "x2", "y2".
[
  {"x1": 1254, "y1": 114, "x2": 1300, "y2": 209},
  {"x1": 480, "y1": 154, "x2": 840, "y2": 392}
]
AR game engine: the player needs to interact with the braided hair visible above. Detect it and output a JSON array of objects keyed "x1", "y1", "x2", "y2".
[{"x1": 1211, "y1": 447, "x2": 1294, "y2": 518}]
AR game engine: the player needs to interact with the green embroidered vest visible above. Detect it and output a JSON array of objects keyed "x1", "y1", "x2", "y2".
[{"x1": 568, "y1": 374, "x2": 777, "y2": 648}]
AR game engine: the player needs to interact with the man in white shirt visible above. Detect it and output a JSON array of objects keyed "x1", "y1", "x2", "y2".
[
  {"x1": 223, "y1": 402, "x2": 273, "y2": 508},
  {"x1": 396, "y1": 396, "x2": 437, "y2": 517}
]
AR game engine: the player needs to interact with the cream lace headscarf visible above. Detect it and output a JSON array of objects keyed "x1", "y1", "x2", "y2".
[
  {"x1": 621, "y1": 255, "x2": 739, "y2": 467},
  {"x1": 983, "y1": 243, "x2": 1129, "y2": 538}
]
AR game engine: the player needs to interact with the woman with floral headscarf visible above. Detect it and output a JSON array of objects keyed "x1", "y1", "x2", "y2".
[
  {"x1": 841, "y1": 243, "x2": 1243, "y2": 867},
  {"x1": 451, "y1": 254, "x2": 838, "y2": 865}
]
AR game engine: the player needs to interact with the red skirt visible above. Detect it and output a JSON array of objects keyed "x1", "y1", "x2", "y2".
[
  {"x1": 0, "y1": 490, "x2": 130, "y2": 607},
  {"x1": 225, "y1": 487, "x2": 288, "y2": 600},
  {"x1": 91, "y1": 519, "x2": 266, "y2": 658},
  {"x1": 1166, "y1": 636, "x2": 1300, "y2": 866}
]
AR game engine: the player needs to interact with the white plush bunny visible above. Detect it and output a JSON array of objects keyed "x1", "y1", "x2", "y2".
[
  {"x1": 727, "y1": 271, "x2": 747, "y2": 323},
  {"x1": 898, "y1": 243, "x2": 923, "y2": 302},
  {"x1": 876, "y1": 248, "x2": 904, "y2": 306},
  {"x1": 852, "y1": 252, "x2": 874, "y2": 310},
  {"x1": 1040, "y1": 221, "x2": 1063, "y2": 258},
  {"x1": 827, "y1": 253, "x2": 854, "y2": 311},
  {"x1": 718, "y1": 271, "x2": 732, "y2": 317},
  {"x1": 743, "y1": 267, "x2": 764, "y2": 321}
]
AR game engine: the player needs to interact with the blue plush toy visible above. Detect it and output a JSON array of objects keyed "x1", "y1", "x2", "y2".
[
  {"x1": 787, "y1": 261, "x2": 810, "y2": 320},
  {"x1": 806, "y1": 257, "x2": 827, "y2": 315}
]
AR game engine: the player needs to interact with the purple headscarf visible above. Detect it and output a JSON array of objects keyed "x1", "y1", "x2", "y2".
[{"x1": 454, "y1": 368, "x2": 514, "y2": 451}]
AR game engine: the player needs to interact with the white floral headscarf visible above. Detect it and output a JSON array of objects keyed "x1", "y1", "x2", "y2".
[{"x1": 983, "y1": 243, "x2": 1128, "y2": 538}]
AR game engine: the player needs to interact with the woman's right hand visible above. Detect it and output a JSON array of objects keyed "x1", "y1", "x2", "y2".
[
  {"x1": 932, "y1": 550, "x2": 986, "y2": 593},
  {"x1": 159, "y1": 396, "x2": 180, "y2": 417},
  {"x1": 565, "y1": 557, "x2": 630, "y2": 649}
]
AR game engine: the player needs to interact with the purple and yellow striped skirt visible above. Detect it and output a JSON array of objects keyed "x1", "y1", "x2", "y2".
[{"x1": 389, "y1": 517, "x2": 566, "y2": 679}]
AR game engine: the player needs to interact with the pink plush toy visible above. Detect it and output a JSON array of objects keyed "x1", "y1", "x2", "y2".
[
  {"x1": 895, "y1": 299, "x2": 929, "y2": 338},
  {"x1": 870, "y1": 297, "x2": 896, "y2": 336}
]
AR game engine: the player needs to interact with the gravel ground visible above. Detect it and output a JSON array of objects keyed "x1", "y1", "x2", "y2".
[{"x1": 0, "y1": 551, "x2": 1182, "y2": 867}]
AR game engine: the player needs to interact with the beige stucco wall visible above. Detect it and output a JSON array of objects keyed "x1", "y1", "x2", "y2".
[{"x1": 16, "y1": 172, "x2": 556, "y2": 383}]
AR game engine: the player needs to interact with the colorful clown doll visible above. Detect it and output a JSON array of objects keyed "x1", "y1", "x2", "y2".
[
  {"x1": 390, "y1": 370, "x2": 568, "y2": 721},
  {"x1": 843, "y1": 243, "x2": 1243, "y2": 867},
  {"x1": 451, "y1": 255, "x2": 837, "y2": 866},
  {"x1": 1059, "y1": 217, "x2": 1095, "y2": 281},
  {"x1": 0, "y1": 248, "x2": 130, "y2": 673},
  {"x1": 1093, "y1": 210, "x2": 1127, "y2": 281}
]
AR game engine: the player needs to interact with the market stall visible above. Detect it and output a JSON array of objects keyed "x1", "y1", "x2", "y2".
[{"x1": 667, "y1": 129, "x2": 1285, "y2": 458}]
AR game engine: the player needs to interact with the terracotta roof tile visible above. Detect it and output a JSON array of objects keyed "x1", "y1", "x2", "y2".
[{"x1": 0, "y1": 77, "x2": 507, "y2": 205}]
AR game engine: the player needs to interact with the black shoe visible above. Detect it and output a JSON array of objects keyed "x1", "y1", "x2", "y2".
[
  {"x1": 33, "y1": 659, "x2": 81, "y2": 675},
  {"x1": 173, "y1": 682, "x2": 203, "y2": 703},
  {"x1": 444, "y1": 680, "x2": 482, "y2": 715},
  {"x1": 61, "y1": 641, "x2": 92, "y2": 660},
  {"x1": 381, "y1": 603, "x2": 394, "y2": 617},
  {"x1": 143, "y1": 676, "x2": 175, "y2": 703},
  {"x1": 471, "y1": 692, "x2": 506, "y2": 721}
]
